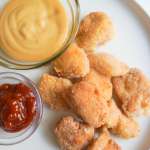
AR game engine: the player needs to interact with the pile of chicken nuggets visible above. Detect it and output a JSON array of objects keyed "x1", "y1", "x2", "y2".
[{"x1": 39, "y1": 12, "x2": 150, "y2": 150}]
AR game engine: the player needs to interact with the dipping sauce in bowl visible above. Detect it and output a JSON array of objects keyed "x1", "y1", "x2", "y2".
[
  {"x1": 0, "y1": 83, "x2": 36, "y2": 132},
  {"x1": 0, "y1": 0, "x2": 68, "y2": 62},
  {"x1": 0, "y1": 72, "x2": 42, "y2": 145}
]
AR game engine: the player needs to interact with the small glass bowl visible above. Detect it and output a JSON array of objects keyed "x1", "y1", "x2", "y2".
[
  {"x1": 0, "y1": 72, "x2": 43, "y2": 145},
  {"x1": 0, "y1": 0, "x2": 80, "y2": 69}
]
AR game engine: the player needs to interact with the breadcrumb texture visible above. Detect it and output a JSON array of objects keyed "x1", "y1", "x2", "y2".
[
  {"x1": 66, "y1": 79, "x2": 139, "y2": 138},
  {"x1": 88, "y1": 52, "x2": 129, "y2": 77},
  {"x1": 54, "y1": 116, "x2": 94, "y2": 150},
  {"x1": 107, "y1": 100, "x2": 140, "y2": 139},
  {"x1": 67, "y1": 81, "x2": 109, "y2": 128},
  {"x1": 87, "y1": 128, "x2": 121, "y2": 150},
  {"x1": 111, "y1": 114, "x2": 140, "y2": 139},
  {"x1": 106, "y1": 100, "x2": 121, "y2": 128},
  {"x1": 52, "y1": 43, "x2": 90, "y2": 79},
  {"x1": 83, "y1": 69, "x2": 112, "y2": 101},
  {"x1": 113, "y1": 68, "x2": 150, "y2": 117},
  {"x1": 76, "y1": 12, "x2": 114, "y2": 51},
  {"x1": 39, "y1": 74, "x2": 72, "y2": 111}
]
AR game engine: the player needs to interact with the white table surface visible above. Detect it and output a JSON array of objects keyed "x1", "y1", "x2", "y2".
[{"x1": 0, "y1": 0, "x2": 150, "y2": 150}]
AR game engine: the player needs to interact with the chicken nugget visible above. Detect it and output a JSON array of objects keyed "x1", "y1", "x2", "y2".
[
  {"x1": 102, "y1": 99, "x2": 140, "y2": 139},
  {"x1": 52, "y1": 43, "x2": 90, "y2": 79},
  {"x1": 112, "y1": 68, "x2": 150, "y2": 117},
  {"x1": 76, "y1": 12, "x2": 114, "y2": 52},
  {"x1": 67, "y1": 81, "x2": 109, "y2": 128},
  {"x1": 106, "y1": 99, "x2": 140, "y2": 139},
  {"x1": 54, "y1": 116, "x2": 94, "y2": 150},
  {"x1": 88, "y1": 52, "x2": 129, "y2": 77},
  {"x1": 106, "y1": 100, "x2": 121, "y2": 128},
  {"x1": 111, "y1": 114, "x2": 140, "y2": 139},
  {"x1": 39, "y1": 74, "x2": 72, "y2": 111},
  {"x1": 83, "y1": 69, "x2": 112, "y2": 101},
  {"x1": 87, "y1": 128, "x2": 121, "y2": 150}
]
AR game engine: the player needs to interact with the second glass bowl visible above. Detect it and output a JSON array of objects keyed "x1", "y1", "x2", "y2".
[{"x1": 0, "y1": 72, "x2": 43, "y2": 145}]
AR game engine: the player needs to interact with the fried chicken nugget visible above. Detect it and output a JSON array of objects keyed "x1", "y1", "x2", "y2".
[
  {"x1": 76, "y1": 12, "x2": 114, "y2": 51},
  {"x1": 52, "y1": 43, "x2": 90, "y2": 79},
  {"x1": 112, "y1": 68, "x2": 150, "y2": 117},
  {"x1": 88, "y1": 52, "x2": 129, "y2": 77},
  {"x1": 67, "y1": 81, "x2": 109, "y2": 128},
  {"x1": 106, "y1": 99, "x2": 140, "y2": 139},
  {"x1": 83, "y1": 69, "x2": 112, "y2": 101},
  {"x1": 39, "y1": 74, "x2": 72, "y2": 111},
  {"x1": 87, "y1": 128, "x2": 121, "y2": 150},
  {"x1": 54, "y1": 116, "x2": 94, "y2": 150},
  {"x1": 67, "y1": 80, "x2": 139, "y2": 138},
  {"x1": 106, "y1": 100, "x2": 121, "y2": 128},
  {"x1": 111, "y1": 114, "x2": 140, "y2": 139}
]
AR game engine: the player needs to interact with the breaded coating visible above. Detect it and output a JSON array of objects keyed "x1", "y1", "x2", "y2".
[
  {"x1": 54, "y1": 116, "x2": 94, "y2": 150},
  {"x1": 106, "y1": 100, "x2": 140, "y2": 139},
  {"x1": 87, "y1": 128, "x2": 121, "y2": 150},
  {"x1": 52, "y1": 43, "x2": 90, "y2": 79},
  {"x1": 111, "y1": 114, "x2": 140, "y2": 139},
  {"x1": 107, "y1": 98, "x2": 140, "y2": 139},
  {"x1": 88, "y1": 52, "x2": 129, "y2": 77},
  {"x1": 67, "y1": 80, "x2": 139, "y2": 137},
  {"x1": 112, "y1": 68, "x2": 150, "y2": 117},
  {"x1": 83, "y1": 69, "x2": 112, "y2": 101},
  {"x1": 76, "y1": 12, "x2": 114, "y2": 51},
  {"x1": 39, "y1": 74, "x2": 72, "y2": 111},
  {"x1": 106, "y1": 100, "x2": 121, "y2": 128},
  {"x1": 67, "y1": 81, "x2": 109, "y2": 128},
  {"x1": 104, "y1": 140, "x2": 121, "y2": 150}
]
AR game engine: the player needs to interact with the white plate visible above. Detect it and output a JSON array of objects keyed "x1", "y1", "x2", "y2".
[{"x1": 0, "y1": 0, "x2": 150, "y2": 150}]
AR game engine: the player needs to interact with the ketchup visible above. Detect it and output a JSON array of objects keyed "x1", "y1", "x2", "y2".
[{"x1": 0, "y1": 83, "x2": 36, "y2": 132}]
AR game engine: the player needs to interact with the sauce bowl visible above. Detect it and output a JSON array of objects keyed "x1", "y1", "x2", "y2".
[
  {"x1": 0, "y1": 0, "x2": 80, "y2": 69},
  {"x1": 0, "y1": 72, "x2": 43, "y2": 145}
]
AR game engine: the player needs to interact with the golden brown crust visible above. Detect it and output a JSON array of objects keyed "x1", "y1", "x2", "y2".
[
  {"x1": 104, "y1": 139, "x2": 121, "y2": 150},
  {"x1": 76, "y1": 12, "x2": 114, "y2": 51},
  {"x1": 38, "y1": 74, "x2": 72, "y2": 111},
  {"x1": 54, "y1": 116, "x2": 94, "y2": 150},
  {"x1": 103, "y1": 99, "x2": 139, "y2": 139},
  {"x1": 66, "y1": 79, "x2": 139, "y2": 138},
  {"x1": 111, "y1": 114, "x2": 140, "y2": 139},
  {"x1": 83, "y1": 69, "x2": 112, "y2": 101},
  {"x1": 88, "y1": 52, "x2": 129, "y2": 77},
  {"x1": 87, "y1": 128, "x2": 121, "y2": 150},
  {"x1": 67, "y1": 81, "x2": 109, "y2": 128},
  {"x1": 106, "y1": 100, "x2": 140, "y2": 139},
  {"x1": 112, "y1": 68, "x2": 150, "y2": 117},
  {"x1": 52, "y1": 43, "x2": 90, "y2": 79},
  {"x1": 106, "y1": 100, "x2": 121, "y2": 128}
]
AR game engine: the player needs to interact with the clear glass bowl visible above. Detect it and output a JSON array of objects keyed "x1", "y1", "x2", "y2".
[
  {"x1": 0, "y1": 72, "x2": 43, "y2": 145},
  {"x1": 0, "y1": 0, "x2": 80, "y2": 69}
]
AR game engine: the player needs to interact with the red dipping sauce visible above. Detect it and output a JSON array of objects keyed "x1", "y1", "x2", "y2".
[{"x1": 0, "y1": 83, "x2": 36, "y2": 132}]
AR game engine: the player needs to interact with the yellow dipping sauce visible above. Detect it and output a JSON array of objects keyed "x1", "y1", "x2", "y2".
[{"x1": 0, "y1": 0, "x2": 68, "y2": 62}]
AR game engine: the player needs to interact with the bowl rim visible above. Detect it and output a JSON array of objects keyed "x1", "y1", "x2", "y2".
[
  {"x1": 0, "y1": 72, "x2": 43, "y2": 145},
  {"x1": 0, "y1": 0, "x2": 80, "y2": 70}
]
